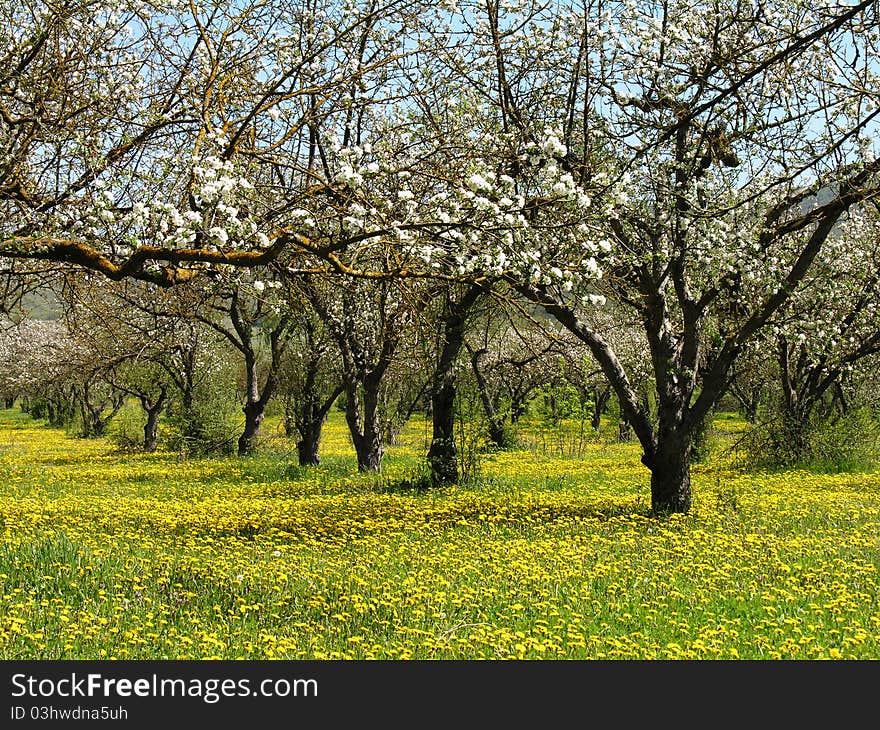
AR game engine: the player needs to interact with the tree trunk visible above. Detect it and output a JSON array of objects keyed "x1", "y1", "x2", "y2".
[
  {"x1": 591, "y1": 385, "x2": 611, "y2": 432},
  {"x1": 141, "y1": 389, "x2": 167, "y2": 453},
  {"x1": 591, "y1": 403, "x2": 602, "y2": 432},
  {"x1": 181, "y1": 385, "x2": 194, "y2": 414},
  {"x1": 238, "y1": 400, "x2": 265, "y2": 456},
  {"x1": 143, "y1": 409, "x2": 161, "y2": 452},
  {"x1": 384, "y1": 419, "x2": 401, "y2": 447},
  {"x1": 359, "y1": 384, "x2": 384, "y2": 472},
  {"x1": 344, "y1": 378, "x2": 385, "y2": 473},
  {"x1": 744, "y1": 398, "x2": 759, "y2": 424},
  {"x1": 89, "y1": 393, "x2": 124, "y2": 437},
  {"x1": 351, "y1": 428, "x2": 384, "y2": 472},
  {"x1": 237, "y1": 354, "x2": 279, "y2": 456},
  {"x1": 284, "y1": 393, "x2": 296, "y2": 438},
  {"x1": 647, "y1": 395, "x2": 697, "y2": 514},
  {"x1": 469, "y1": 347, "x2": 508, "y2": 448},
  {"x1": 78, "y1": 401, "x2": 88, "y2": 436},
  {"x1": 780, "y1": 407, "x2": 811, "y2": 462},
  {"x1": 91, "y1": 416, "x2": 107, "y2": 437},
  {"x1": 297, "y1": 425, "x2": 322, "y2": 466},
  {"x1": 510, "y1": 397, "x2": 526, "y2": 424},
  {"x1": 295, "y1": 401, "x2": 324, "y2": 467},
  {"x1": 295, "y1": 385, "x2": 342, "y2": 467},
  {"x1": 4, "y1": 397, "x2": 13, "y2": 409},
  {"x1": 426, "y1": 285, "x2": 481, "y2": 485},
  {"x1": 648, "y1": 438, "x2": 693, "y2": 514},
  {"x1": 427, "y1": 376, "x2": 457, "y2": 485}
]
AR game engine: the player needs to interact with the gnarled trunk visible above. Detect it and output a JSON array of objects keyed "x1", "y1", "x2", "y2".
[
  {"x1": 143, "y1": 409, "x2": 161, "y2": 452},
  {"x1": 79, "y1": 384, "x2": 124, "y2": 438},
  {"x1": 237, "y1": 354, "x2": 279, "y2": 456},
  {"x1": 294, "y1": 385, "x2": 342, "y2": 467},
  {"x1": 140, "y1": 388, "x2": 167, "y2": 453},
  {"x1": 591, "y1": 384, "x2": 611, "y2": 432},
  {"x1": 469, "y1": 347, "x2": 508, "y2": 448},
  {"x1": 297, "y1": 429, "x2": 322, "y2": 466},
  {"x1": 351, "y1": 429, "x2": 384, "y2": 472}
]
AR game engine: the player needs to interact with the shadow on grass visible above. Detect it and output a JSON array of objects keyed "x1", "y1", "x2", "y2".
[{"x1": 202, "y1": 498, "x2": 657, "y2": 544}]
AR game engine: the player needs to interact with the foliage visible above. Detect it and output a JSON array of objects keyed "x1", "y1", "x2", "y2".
[
  {"x1": 107, "y1": 402, "x2": 149, "y2": 452},
  {"x1": 735, "y1": 407, "x2": 880, "y2": 474},
  {"x1": 689, "y1": 413, "x2": 718, "y2": 465},
  {"x1": 166, "y1": 374, "x2": 241, "y2": 457},
  {"x1": 536, "y1": 383, "x2": 583, "y2": 426}
]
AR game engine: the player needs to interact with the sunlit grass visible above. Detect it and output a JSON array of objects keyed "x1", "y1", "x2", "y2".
[{"x1": 1, "y1": 407, "x2": 878, "y2": 659}]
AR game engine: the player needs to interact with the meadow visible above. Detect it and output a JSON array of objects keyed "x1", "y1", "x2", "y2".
[{"x1": 0, "y1": 407, "x2": 878, "y2": 660}]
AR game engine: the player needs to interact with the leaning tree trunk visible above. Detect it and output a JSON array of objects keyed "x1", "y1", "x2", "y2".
[
  {"x1": 470, "y1": 348, "x2": 508, "y2": 447},
  {"x1": 239, "y1": 400, "x2": 266, "y2": 456}
]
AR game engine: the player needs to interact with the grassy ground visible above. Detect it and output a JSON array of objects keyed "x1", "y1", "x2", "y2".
[{"x1": 0, "y1": 407, "x2": 878, "y2": 659}]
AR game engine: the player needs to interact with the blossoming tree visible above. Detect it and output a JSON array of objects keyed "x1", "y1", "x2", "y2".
[{"x1": 418, "y1": 0, "x2": 880, "y2": 512}]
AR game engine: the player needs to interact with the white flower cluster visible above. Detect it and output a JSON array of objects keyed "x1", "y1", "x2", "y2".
[
  {"x1": 63, "y1": 182, "x2": 118, "y2": 239},
  {"x1": 193, "y1": 155, "x2": 250, "y2": 206},
  {"x1": 62, "y1": 155, "x2": 272, "y2": 254},
  {"x1": 420, "y1": 147, "x2": 607, "y2": 288},
  {"x1": 331, "y1": 142, "x2": 382, "y2": 190},
  {"x1": 252, "y1": 279, "x2": 282, "y2": 293},
  {"x1": 540, "y1": 127, "x2": 568, "y2": 159}
]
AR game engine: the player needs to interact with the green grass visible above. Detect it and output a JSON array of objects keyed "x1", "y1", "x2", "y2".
[{"x1": 0, "y1": 407, "x2": 878, "y2": 659}]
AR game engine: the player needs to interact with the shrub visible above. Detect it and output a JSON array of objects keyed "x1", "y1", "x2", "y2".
[
  {"x1": 690, "y1": 413, "x2": 718, "y2": 464},
  {"x1": 166, "y1": 378, "x2": 240, "y2": 457},
  {"x1": 734, "y1": 407, "x2": 880, "y2": 473},
  {"x1": 108, "y1": 402, "x2": 146, "y2": 451}
]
